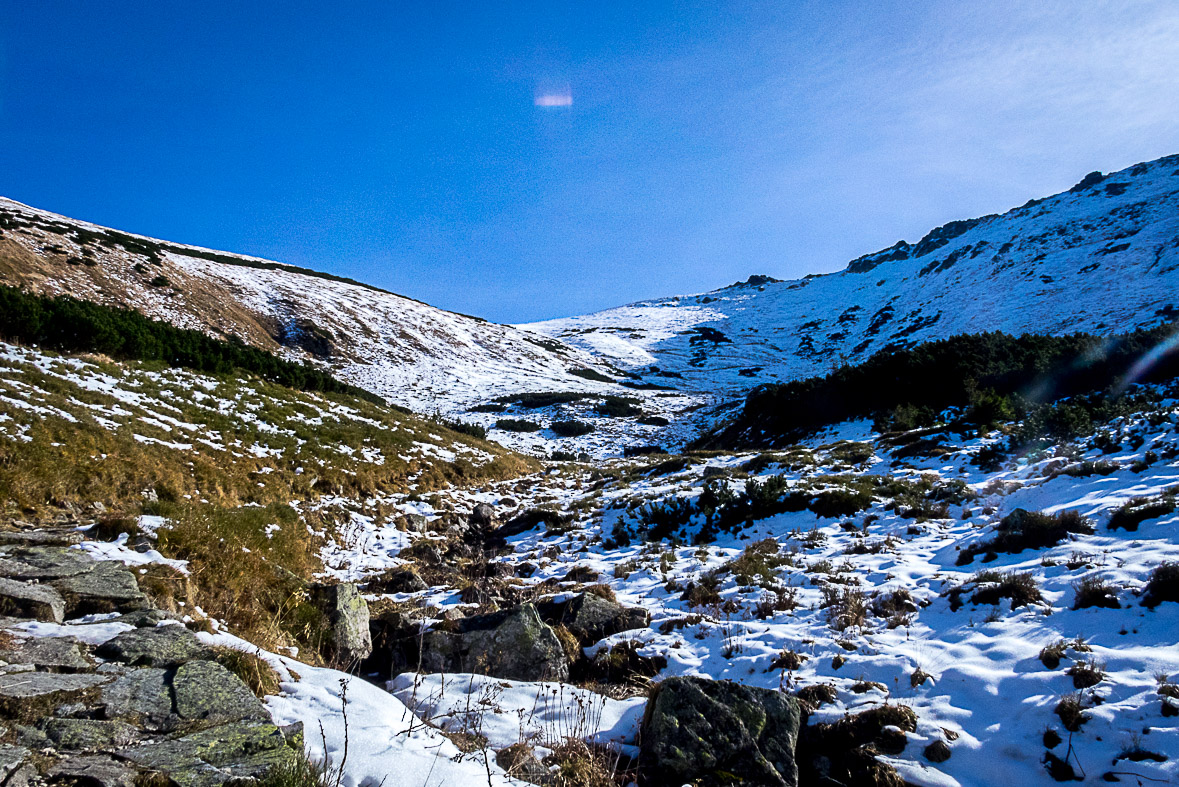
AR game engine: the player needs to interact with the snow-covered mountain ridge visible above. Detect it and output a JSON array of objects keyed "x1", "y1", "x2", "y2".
[{"x1": 523, "y1": 154, "x2": 1179, "y2": 402}]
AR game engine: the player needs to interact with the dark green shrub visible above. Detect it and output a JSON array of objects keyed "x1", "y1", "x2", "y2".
[
  {"x1": 550, "y1": 420, "x2": 594, "y2": 437},
  {"x1": 567, "y1": 367, "x2": 614, "y2": 383},
  {"x1": 495, "y1": 418, "x2": 541, "y2": 432},
  {"x1": 439, "y1": 419, "x2": 487, "y2": 440},
  {"x1": 809, "y1": 489, "x2": 873, "y2": 518}
]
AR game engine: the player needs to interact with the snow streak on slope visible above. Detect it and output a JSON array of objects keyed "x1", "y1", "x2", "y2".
[
  {"x1": 0, "y1": 197, "x2": 640, "y2": 419},
  {"x1": 524, "y1": 155, "x2": 1179, "y2": 401}
]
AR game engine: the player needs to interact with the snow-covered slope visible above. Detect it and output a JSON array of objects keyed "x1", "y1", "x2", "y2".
[
  {"x1": 524, "y1": 155, "x2": 1179, "y2": 401},
  {"x1": 0, "y1": 198, "x2": 630, "y2": 415}
]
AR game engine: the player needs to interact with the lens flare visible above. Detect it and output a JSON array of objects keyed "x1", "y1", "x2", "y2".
[{"x1": 1115, "y1": 327, "x2": 1179, "y2": 395}]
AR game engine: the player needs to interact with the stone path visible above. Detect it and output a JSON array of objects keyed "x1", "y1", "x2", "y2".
[{"x1": 0, "y1": 528, "x2": 302, "y2": 787}]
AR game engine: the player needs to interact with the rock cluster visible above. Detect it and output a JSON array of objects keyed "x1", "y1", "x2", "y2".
[{"x1": 0, "y1": 534, "x2": 302, "y2": 787}]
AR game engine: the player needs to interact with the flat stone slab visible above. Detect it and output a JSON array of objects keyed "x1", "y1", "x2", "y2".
[
  {"x1": 100, "y1": 668, "x2": 178, "y2": 732},
  {"x1": 0, "y1": 744, "x2": 32, "y2": 787},
  {"x1": 97, "y1": 625, "x2": 211, "y2": 667},
  {"x1": 0, "y1": 672, "x2": 110, "y2": 721},
  {"x1": 51, "y1": 562, "x2": 147, "y2": 615},
  {"x1": 122, "y1": 722, "x2": 294, "y2": 787},
  {"x1": 0, "y1": 530, "x2": 84, "y2": 547},
  {"x1": 44, "y1": 718, "x2": 140, "y2": 750},
  {"x1": 172, "y1": 660, "x2": 269, "y2": 724},
  {"x1": 47, "y1": 755, "x2": 138, "y2": 787},
  {"x1": 0, "y1": 635, "x2": 91, "y2": 671},
  {"x1": 0, "y1": 577, "x2": 65, "y2": 623},
  {"x1": 0, "y1": 547, "x2": 95, "y2": 580}
]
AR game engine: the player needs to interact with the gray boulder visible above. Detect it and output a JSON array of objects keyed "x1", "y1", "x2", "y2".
[
  {"x1": 96, "y1": 625, "x2": 212, "y2": 667},
  {"x1": 100, "y1": 668, "x2": 178, "y2": 731},
  {"x1": 469, "y1": 503, "x2": 496, "y2": 529},
  {"x1": 315, "y1": 583, "x2": 372, "y2": 665},
  {"x1": 537, "y1": 592, "x2": 650, "y2": 646},
  {"x1": 0, "y1": 578, "x2": 65, "y2": 623},
  {"x1": 47, "y1": 755, "x2": 137, "y2": 787},
  {"x1": 0, "y1": 672, "x2": 110, "y2": 722},
  {"x1": 641, "y1": 676, "x2": 801, "y2": 787},
  {"x1": 420, "y1": 603, "x2": 569, "y2": 681},
  {"x1": 0, "y1": 635, "x2": 91, "y2": 671},
  {"x1": 51, "y1": 561, "x2": 147, "y2": 615},
  {"x1": 0, "y1": 547, "x2": 95, "y2": 580},
  {"x1": 172, "y1": 660, "x2": 269, "y2": 724},
  {"x1": 44, "y1": 718, "x2": 140, "y2": 750},
  {"x1": 121, "y1": 722, "x2": 295, "y2": 787}
]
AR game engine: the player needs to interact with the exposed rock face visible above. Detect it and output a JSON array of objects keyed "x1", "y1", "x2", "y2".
[
  {"x1": 96, "y1": 625, "x2": 212, "y2": 667},
  {"x1": 537, "y1": 592, "x2": 650, "y2": 646},
  {"x1": 315, "y1": 582, "x2": 373, "y2": 665},
  {"x1": 469, "y1": 503, "x2": 496, "y2": 529},
  {"x1": 0, "y1": 532, "x2": 301, "y2": 785},
  {"x1": 641, "y1": 676, "x2": 801, "y2": 787},
  {"x1": 0, "y1": 577, "x2": 65, "y2": 622},
  {"x1": 420, "y1": 603, "x2": 570, "y2": 681}
]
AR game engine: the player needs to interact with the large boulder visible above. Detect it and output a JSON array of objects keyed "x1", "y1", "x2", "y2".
[
  {"x1": 121, "y1": 721, "x2": 297, "y2": 787},
  {"x1": 50, "y1": 562, "x2": 147, "y2": 616},
  {"x1": 96, "y1": 625, "x2": 212, "y2": 667},
  {"x1": 0, "y1": 635, "x2": 91, "y2": 671},
  {"x1": 0, "y1": 672, "x2": 111, "y2": 722},
  {"x1": 641, "y1": 676, "x2": 801, "y2": 787},
  {"x1": 420, "y1": 603, "x2": 570, "y2": 682},
  {"x1": 171, "y1": 661, "x2": 269, "y2": 724},
  {"x1": 314, "y1": 583, "x2": 373, "y2": 665},
  {"x1": 0, "y1": 578, "x2": 65, "y2": 623},
  {"x1": 537, "y1": 592, "x2": 650, "y2": 646}
]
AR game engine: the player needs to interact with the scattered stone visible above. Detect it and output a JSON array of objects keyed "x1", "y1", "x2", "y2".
[
  {"x1": 924, "y1": 739, "x2": 952, "y2": 763},
  {"x1": 0, "y1": 530, "x2": 84, "y2": 547},
  {"x1": 0, "y1": 744, "x2": 32, "y2": 787},
  {"x1": 100, "y1": 668, "x2": 178, "y2": 732},
  {"x1": 44, "y1": 718, "x2": 140, "y2": 750},
  {"x1": 537, "y1": 592, "x2": 649, "y2": 646},
  {"x1": 314, "y1": 583, "x2": 372, "y2": 665},
  {"x1": 0, "y1": 578, "x2": 66, "y2": 623},
  {"x1": 641, "y1": 676, "x2": 801, "y2": 787},
  {"x1": 0, "y1": 635, "x2": 91, "y2": 671},
  {"x1": 403, "y1": 513, "x2": 430, "y2": 534},
  {"x1": 51, "y1": 562, "x2": 147, "y2": 615},
  {"x1": 171, "y1": 660, "x2": 269, "y2": 724},
  {"x1": 0, "y1": 547, "x2": 95, "y2": 581},
  {"x1": 47, "y1": 755, "x2": 138, "y2": 787},
  {"x1": 0, "y1": 672, "x2": 110, "y2": 721},
  {"x1": 469, "y1": 503, "x2": 496, "y2": 529},
  {"x1": 497, "y1": 743, "x2": 551, "y2": 785},
  {"x1": 368, "y1": 567, "x2": 428, "y2": 594},
  {"x1": 97, "y1": 625, "x2": 211, "y2": 667},
  {"x1": 114, "y1": 609, "x2": 174, "y2": 628},
  {"x1": 420, "y1": 603, "x2": 570, "y2": 681},
  {"x1": 122, "y1": 722, "x2": 295, "y2": 787}
]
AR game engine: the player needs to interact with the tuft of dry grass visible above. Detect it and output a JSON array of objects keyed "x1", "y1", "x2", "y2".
[{"x1": 213, "y1": 645, "x2": 283, "y2": 698}]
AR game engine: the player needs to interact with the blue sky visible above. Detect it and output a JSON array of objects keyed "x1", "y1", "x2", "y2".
[{"x1": 2, "y1": 1, "x2": 1177, "y2": 323}]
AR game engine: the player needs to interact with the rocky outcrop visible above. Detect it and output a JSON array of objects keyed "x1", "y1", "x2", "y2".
[
  {"x1": 537, "y1": 592, "x2": 649, "y2": 647},
  {"x1": 313, "y1": 582, "x2": 373, "y2": 665},
  {"x1": 0, "y1": 534, "x2": 302, "y2": 785},
  {"x1": 420, "y1": 603, "x2": 570, "y2": 681},
  {"x1": 641, "y1": 676, "x2": 801, "y2": 787}
]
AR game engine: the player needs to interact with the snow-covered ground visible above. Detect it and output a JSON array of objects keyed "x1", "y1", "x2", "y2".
[{"x1": 253, "y1": 383, "x2": 1179, "y2": 786}]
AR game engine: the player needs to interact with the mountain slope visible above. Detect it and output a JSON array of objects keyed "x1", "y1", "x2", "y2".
[
  {"x1": 0, "y1": 198, "x2": 630, "y2": 416},
  {"x1": 523, "y1": 154, "x2": 1179, "y2": 402}
]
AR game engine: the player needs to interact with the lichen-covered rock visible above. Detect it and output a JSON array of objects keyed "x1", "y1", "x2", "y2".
[
  {"x1": 44, "y1": 718, "x2": 140, "y2": 750},
  {"x1": 420, "y1": 603, "x2": 570, "y2": 681},
  {"x1": 100, "y1": 668, "x2": 178, "y2": 732},
  {"x1": 314, "y1": 583, "x2": 372, "y2": 665},
  {"x1": 0, "y1": 578, "x2": 66, "y2": 623},
  {"x1": 0, "y1": 744, "x2": 32, "y2": 787},
  {"x1": 172, "y1": 660, "x2": 269, "y2": 724},
  {"x1": 0, "y1": 547, "x2": 95, "y2": 581},
  {"x1": 641, "y1": 676, "x2": 801, "y2": 787},
  {"x1": 122, "y1": 722, "x2": 295, "y2": 787},
  {"x1": 0, "y1": 635, "x2": 91, "y2": 671},
  {"x1": 47, "y1": 755, "x2": 138, "y2": 787},
  {"x1": 96, "y1": 625, "x2": 211, "y2": 667},
  {"x1": 0, "y1": 672, "x2": 110, "y2": 721},
  {"x1": 0, "y1": 530, "x2": 84, "y2": 547},
  {"x1": 537, "y1": 592, "x2": 650, "y2": 646},
  {"x1": 51, "y1": 562, "x2": 147, "y2": 615}
]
